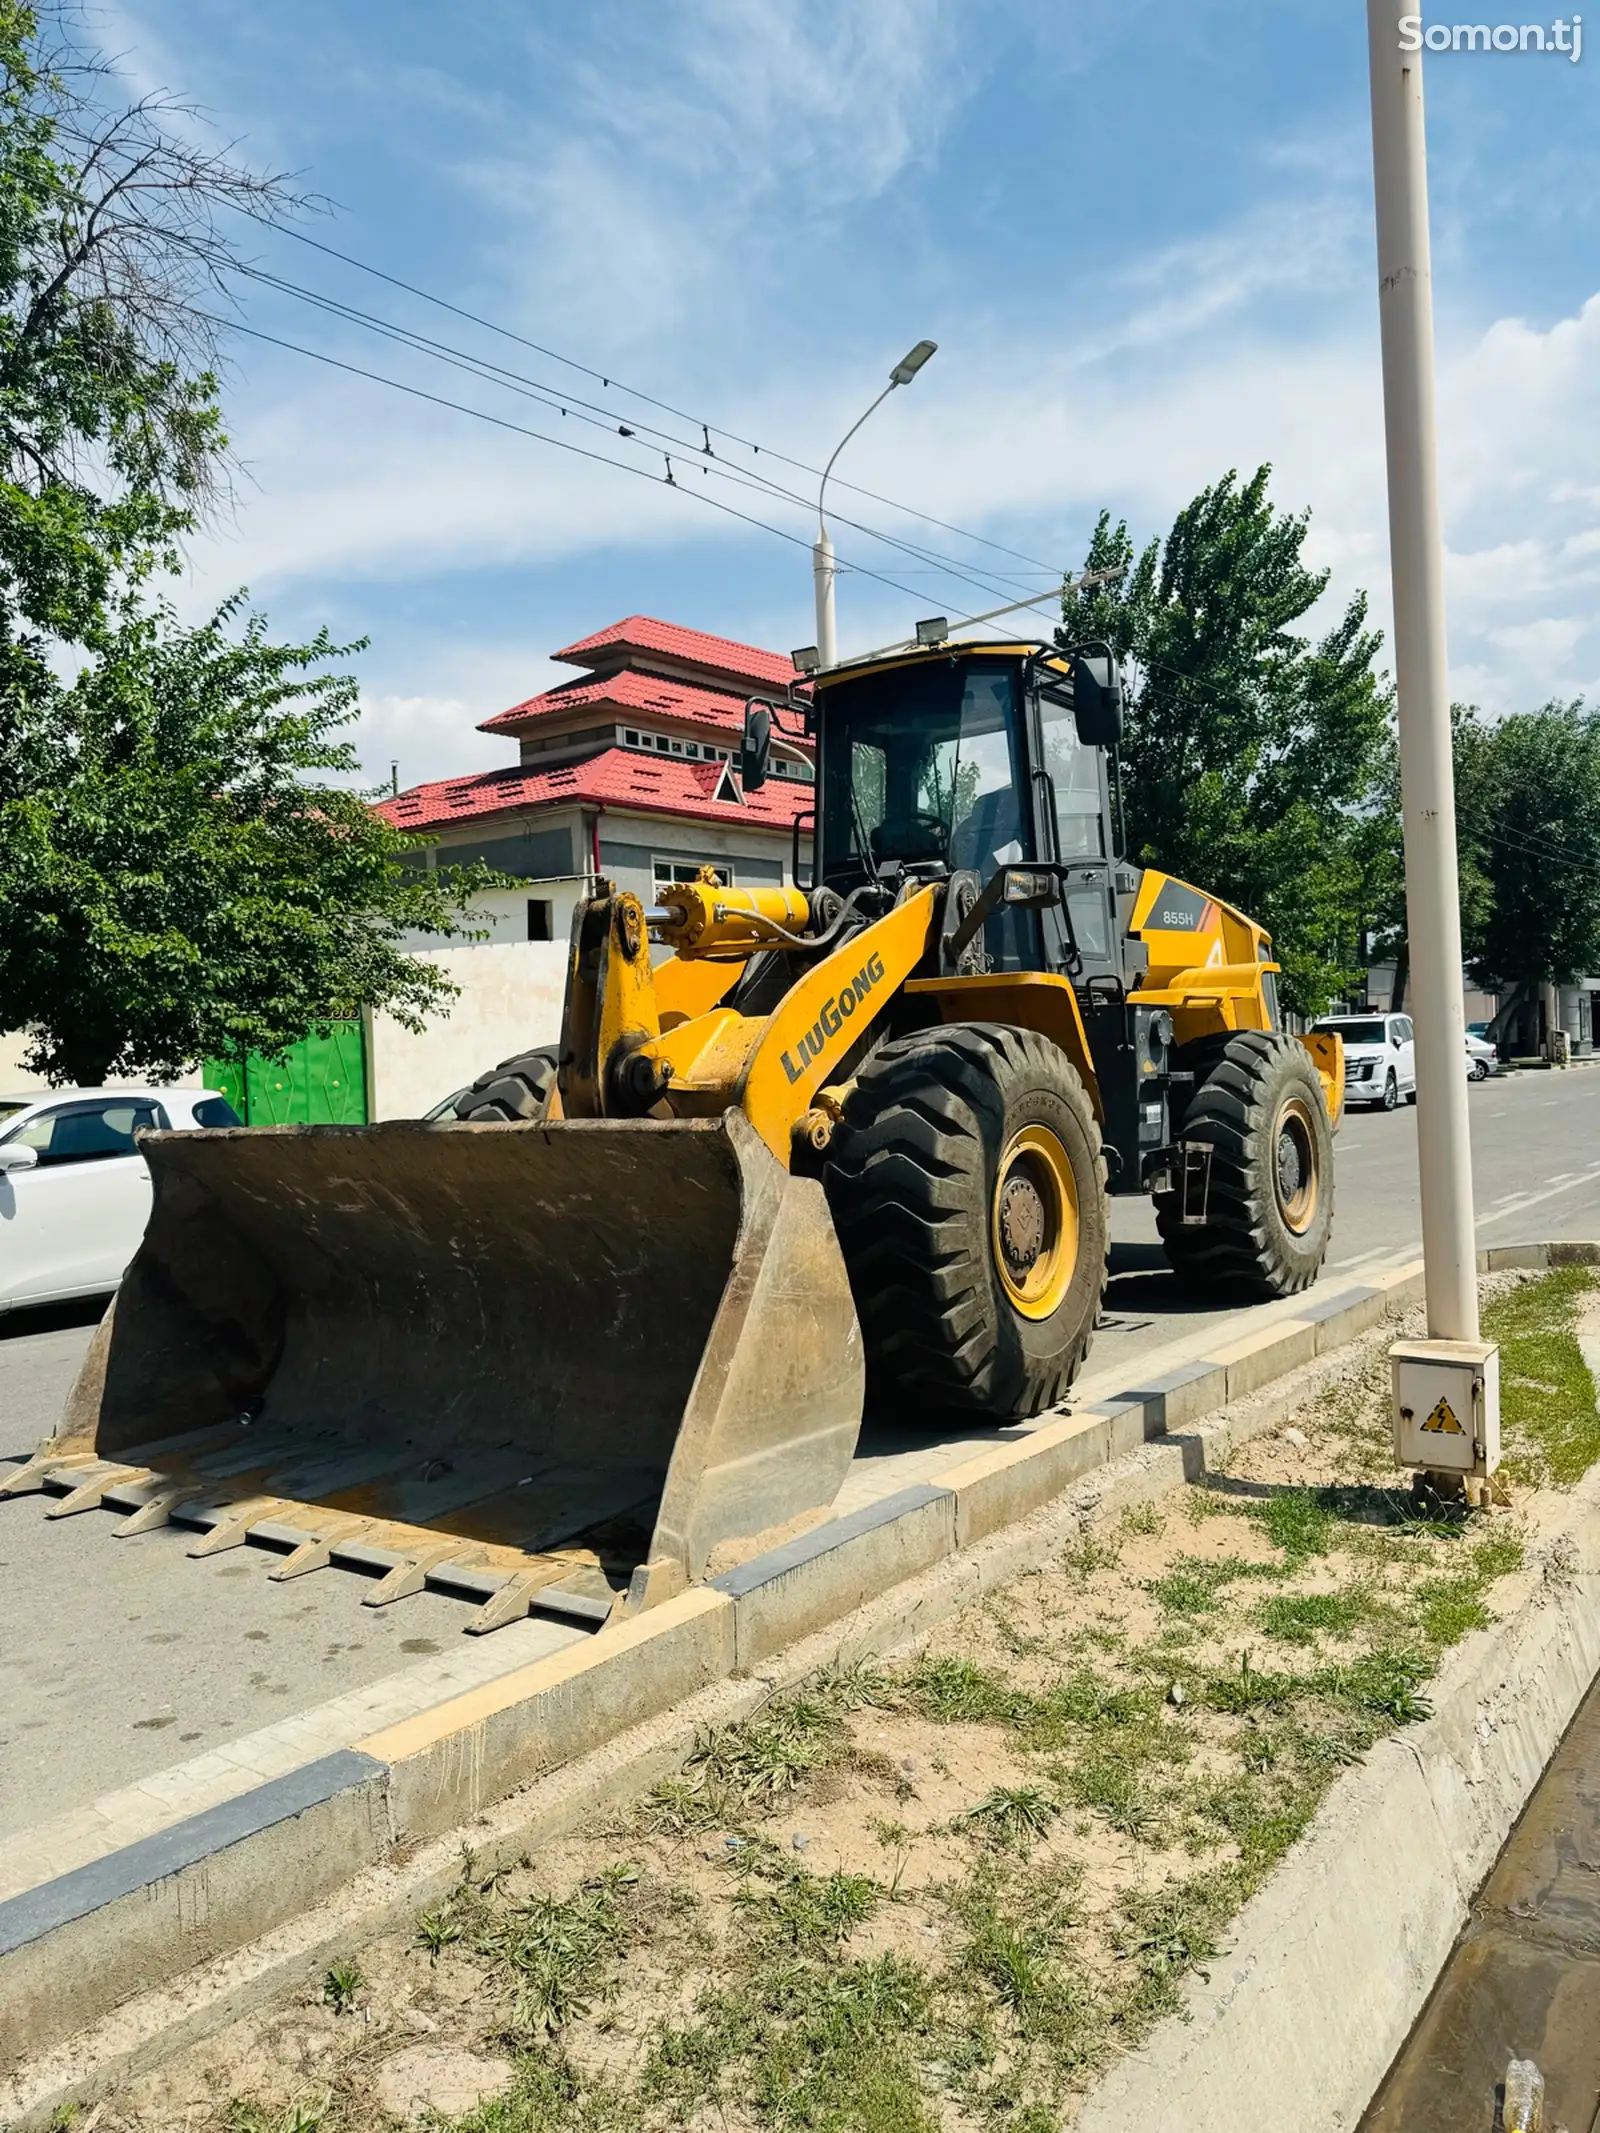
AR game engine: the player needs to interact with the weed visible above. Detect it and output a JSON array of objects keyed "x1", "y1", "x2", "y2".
[
  {"x1": 638, "y1": 1772, "x2": 720, "y2": 1833},
  {"x1": 470, "y1": 1867, "x2": 635, "y2": 2037},
  {"x1": 1204, "y1": 1653, "x2": 1304, "y2": 1713},
  {"x1": 417, "y1": 1902, "x2": 462, "y2": 1963},
  {"x1": 689, "y1": 1692, "x2": 847, "y2": 1802},
  {"x1": 1253, "y1": 1590, "x2": 1368, "y2": 1645},
  {"x1": 1251, "y1": 1489, "x2": 1336, "y2": 1562},
  {"x1": 1196, "y1": 1773, "x2": 1315, "y2": 1870},
  {"x1": 1120, "y1": 1500, "x2": 1166, "y2": 1538},
  {"x1": 1114, "y1": 1869, "x2": 1240, "y2": 2036},
  {"x1": 735, "y1": 1864, "x2": 881, "y2": 1951},
  {"x1": 224, "y1": 2099, "x2": 329, "y2": 2133},
  {"x1": 1061, "y1": 1528, "x2": 1122, "y2": 1578},
  {"x1": 1322, "y1": 1644, "x2": 1433, "y2": 1724},
  {"x1": 1146, "y1": 1555, "x2": 1266, "y2": 1616},
  {"x1": 870, "y1": 1815, "x2": 912, "y2": 1850},
  {"x1": 1062, "y1": 1750, "x2": 1162, "y2": 1838},
  {"x1": 320, "y1": 1959, "x2": 363, "y2": 2014},
  {"x1": 965, "y1": 1785, "x2": 1062, "y2": 1848},
  {"x1": 903, "y1": 1654, "x2": 1030, "y2": 1725}
]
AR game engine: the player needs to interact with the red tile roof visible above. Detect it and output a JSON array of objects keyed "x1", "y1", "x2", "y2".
[
  {"x1": 479, "y1": 667, "x2": 766, "y2": 739},
  {"x1": 552, "y1": 614, "x2": 798, "y2": 692},
  {"x1": 378, "y1": 746, "x2": 815, "y2": 837}
]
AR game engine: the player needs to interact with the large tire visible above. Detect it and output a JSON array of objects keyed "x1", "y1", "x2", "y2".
[
  {"x1": 1156, "y1": 1030, "x2": 1334, "y2": 1298},
  {"x1": 453, "y1": 1044, "x2": 559, "y2": 1123},
  {"x1": 824, "y1": 1023, "x2": 1109, "y2": 1422}
]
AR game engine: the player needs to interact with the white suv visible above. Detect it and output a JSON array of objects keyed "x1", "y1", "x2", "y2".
[
  {"x1": 1311, "y1": 1014, "x2": 1417, "y2": 1112},
  {"x1": 0, "y1": 1086, "x2": 239, "y2": 1314}
]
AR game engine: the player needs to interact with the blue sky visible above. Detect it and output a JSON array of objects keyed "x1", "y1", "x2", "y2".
[{"x1": 105, "y1": 0, "x2": 1600, "y2": 788}]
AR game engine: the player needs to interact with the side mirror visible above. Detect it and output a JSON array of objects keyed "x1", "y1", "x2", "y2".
[
  {"x1": 0, "y1": 1143, "x2": 39, "y2": 1172},
  {"x1": 1069, "y1": 644, "x2": 1126, "y2": 748},
  {"x1": 740, "y1": 701, "x2": 772, "y2": 793}
]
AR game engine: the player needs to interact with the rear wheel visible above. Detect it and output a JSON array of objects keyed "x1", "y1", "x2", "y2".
[
  {"x1": 1155, "y1": 1029, "x2": 1334, "y2": 1298},
  {"x1": 824, "y1": 1023, "x2": 1108, "y2": 1421},
  {"x1": 1471, "y1": 1058, "x2": 1488, "y2": 1082},
  {"x1": 453, "y1": 1044, "x2": 560, "y2": 1123}
]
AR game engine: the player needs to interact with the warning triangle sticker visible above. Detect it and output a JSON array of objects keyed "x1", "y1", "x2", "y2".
[{"x1": 1421, "y1": 1396, "x2": 1465, "y2": 1435}]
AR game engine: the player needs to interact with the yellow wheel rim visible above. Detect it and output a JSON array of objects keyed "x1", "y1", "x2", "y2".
[
  {"x1": 1274, "y1": 1096, "x2": 1320, "y2": 1236},
  {"x1": 991, "y1": 1123, "x2": 1080, "y2": 1320}
]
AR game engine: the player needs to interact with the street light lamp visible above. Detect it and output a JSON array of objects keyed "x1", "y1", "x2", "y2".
[{"x1": 813, "y1": 340, "x2": 937, "y2": 668}]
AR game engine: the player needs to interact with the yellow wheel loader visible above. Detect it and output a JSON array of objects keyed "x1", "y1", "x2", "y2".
[{"x1": 9, "y1": 639, "x2": 1342, "y2": 1630}]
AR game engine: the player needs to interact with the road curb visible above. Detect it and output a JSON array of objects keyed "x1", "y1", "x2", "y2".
[{"x1": 1, "y1": 1240, "x2": 1593, "y2": 2122}]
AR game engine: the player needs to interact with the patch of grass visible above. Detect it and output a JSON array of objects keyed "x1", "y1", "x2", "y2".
[
  {"x1": 1487, "y1": 1267, "x2": 1600, "y2": 1485},
  {"x1": 468, "y1": 1865, "x2": 637, "y2": 2038},
  {"x1": 1061, "y1": 1529, "x2": 1122, "y2": 1577},
  {"x1": 1251, "y1": 1489, "x2": 1336, "y2": 1563},
  {"x1": 1321, "y1": 1644, "x2": 1433, "y2": 1725},
  {"x1": 1253, "y1": 1590, "x2": 1369, "y2": 1646},
  {"x1": 1195, "y1": 1773, "x2": 1316, "y2": 1870},
  {"x1": 1112, "y1": 1868, "x2": 1241, "y2": 2039},
  {"x1": 734, "y1": 1862, "x2": 882, "y2": 1951},
  {"x1": 1061, "y1": 1749, "x2": 1165, "y2": 1838},
  {"x1": 1204, "y1": 1653, "x2": 1305, "y2": 1713},
  {"x1": 224, "y1": 2101, "x2": 329, "y2": 2133},
  {"x1": 320, "y1": 1959, "x2": 362, "y2": 2015},
  {"x1": 689, "y1": 1690, "x2": 849, "y2": 1803},
  {"x1": 902, "y1": 1654, "x2": 1031, "y2": 1726},
  {"x1": 1120, "y1": 1501, "x2": 1166, "y2": 1538},
  {"x1": 1146, "y1": 1554, "x2": 1270, "y2": 1616},
  {"x1": 965, "y1": 1785, "x2": 1062, "y2": 1849},
  {"x1": 416, "y1": 1901, "x2": 462, "y2": 1963},
  {"x1": 644, "y1": 1955, "x2": 939, "y2": 2131}
]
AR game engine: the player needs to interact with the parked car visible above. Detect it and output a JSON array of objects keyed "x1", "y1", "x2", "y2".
[
  {"x1": 1465, "y1": 1031, "x2": 1499, "y2": 1081},
  {"x1": 1310, "y1": 1013, "x2": 1418, "y2": 1111},
  {"x1": 0, "y1": 1086, "x2": 240, "y2": 1315}
]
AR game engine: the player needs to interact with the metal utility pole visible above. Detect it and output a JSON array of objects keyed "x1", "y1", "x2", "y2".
[
  {"x1": 1368, "y1": 0, "x2": 1479, "y2": 1342},
  {"x1": 1368, "y1": 0, "x2": 1499, "y2": 1489},
  {"x1": 814, "y1": 340, "x2": 937, "y2": 668}
]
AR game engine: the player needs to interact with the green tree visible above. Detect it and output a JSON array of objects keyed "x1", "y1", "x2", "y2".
[
  {"x1": 1453, "y1": 700, "x2": 1600, "y2": 1043},
  {"x1": 1059, "y1": 467, "x2": 1389, "y2": 1017},
  {"x1": 1, "y1": 597, "x2": 496, "y2": 1087},
  {"x1": 0, "y1": 7, "x2": 492, "y2": 1083}
]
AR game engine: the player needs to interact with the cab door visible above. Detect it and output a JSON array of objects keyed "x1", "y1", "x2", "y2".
[{"x1": 1029, "y1": 678, "x2": 1118, "y2": 981}]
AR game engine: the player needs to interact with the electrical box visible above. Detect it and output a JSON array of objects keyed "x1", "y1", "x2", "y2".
[{"x1": 1390, "y1": 1338, "x2": 1500, "y2": 1476}]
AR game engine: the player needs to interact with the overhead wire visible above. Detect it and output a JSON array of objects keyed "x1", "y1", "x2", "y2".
[
  {"x1": 250, "y1": 219, "x2": 1071, "y2": 577},
  {"x1": 230, "y1": 262, "x2": 1059, "y2": 618}
]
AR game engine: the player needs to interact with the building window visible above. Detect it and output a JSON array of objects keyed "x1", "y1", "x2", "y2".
[
  {"x1": 653, "y1": 859, "x2": 734, "y2": 891},
  {"x1": 527, "y1": 898, "x2": 554, "y2": 941}
]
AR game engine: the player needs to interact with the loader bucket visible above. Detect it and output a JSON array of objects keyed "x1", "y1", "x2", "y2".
[{"x1": 27, "y1": 1110, "x2": 864, "y2": 1626}]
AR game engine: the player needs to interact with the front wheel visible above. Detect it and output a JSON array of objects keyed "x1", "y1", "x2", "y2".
[
  {"x1": 1382, "y1": 1071, "x2": 1398, "y2": 1112},
  {"x1": 825, "y1": 1022, "x2": 1109, "y2": 1421},
  {"x1": 1156, "y1": 1029, "x2": 1335, "y2": 1299},
  {"x1": 453, "y1": 1044, "x2": 560, "y2": 1123}
]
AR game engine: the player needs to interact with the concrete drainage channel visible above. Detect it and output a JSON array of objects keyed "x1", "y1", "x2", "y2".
[{"x1": 3, "y1": 1240, "x2": 1599, "y2": 2129}]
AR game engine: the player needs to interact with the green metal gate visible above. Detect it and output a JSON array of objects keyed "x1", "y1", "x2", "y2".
[{"x1": 205, "y1": 1021, "x2": 368, "y2": 1125}]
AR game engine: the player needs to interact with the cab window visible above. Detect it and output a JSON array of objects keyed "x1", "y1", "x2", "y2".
[{"x1": 10, "y1": 1098, "x2": 165, "y2": 1165}]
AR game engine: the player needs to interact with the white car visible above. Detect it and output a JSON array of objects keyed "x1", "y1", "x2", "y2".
[
  {"x1": 1311, "y1": 1013, "x2": 1418, "y2": 1111},
  {"x1": 1465, "y1": 1031, "x2": 1498, "y2": 1081},
  {"x1": 0, "y1": 1086, "x2": 240, "y2": 1315}
]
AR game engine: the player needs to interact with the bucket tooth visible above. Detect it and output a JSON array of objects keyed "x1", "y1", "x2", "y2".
[
  {"x1": 186, "y1": 1498, "x2": 292, "y2": 1557},
  {"x1": 46, "y1": 1465, "x2": 155, "y2": 1518},
  {"x1": 363, "y1": 1540, "x2": 480, "y2": 1607},
  {"x1": 1, "y1": 1452, "x2": 96, "y2": 1498},
  {"x1": 267, "y1": 1515, "x2": 377, "y2": 1581},
  {"x1": 464, "y1": 1560, "x2": 597, "y2": 1636},
  {"x1": 114, "y1": 1486, "x2": 189, "y2": 1536}
]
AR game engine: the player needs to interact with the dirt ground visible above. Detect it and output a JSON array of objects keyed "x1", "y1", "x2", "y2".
[{"x1": 63, "y1": 1268, "x2": 1600, "y2": 2133}]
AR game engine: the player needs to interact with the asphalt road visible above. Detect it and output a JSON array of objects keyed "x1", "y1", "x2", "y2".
[{"x1": 3, "y1": 1063, "x2": 1597, "y2": 1833}]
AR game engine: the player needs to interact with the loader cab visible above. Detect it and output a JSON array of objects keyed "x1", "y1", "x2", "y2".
[{"x1": 812, "y1": 644, "x2": 1124, "y2": 984}]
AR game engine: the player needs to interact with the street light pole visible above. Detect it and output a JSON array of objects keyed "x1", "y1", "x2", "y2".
[
  {"x1": 1367, "y1": 0, "x2": 1478, "y2": 1344},
  {"x1": 1368, "y1": 0, "x2": 1499, "y2": 1492},
  {"x1": 814, "y1": 340, "x2": 937, "y2": 668}
]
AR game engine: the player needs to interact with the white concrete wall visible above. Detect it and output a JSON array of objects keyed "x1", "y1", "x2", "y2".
[
  {"x1": 393, "y1": 876, "x2": 591, "y2": 952},
  {"x1": 0, "y1": 1031, "x2": 203, "y2": 1096},
  {"x1": 365, "y1": 941, "x2": 569, "y2": 1120}
]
